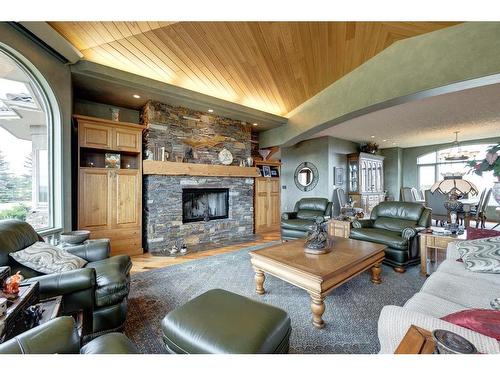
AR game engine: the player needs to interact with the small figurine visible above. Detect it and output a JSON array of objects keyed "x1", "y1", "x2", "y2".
[
  {"x1": 170, "y1": 245, "x2": 179, "y2": 255},
  {"x1": 3, "y1": 271, "x2": 24, "y2": 300},
  {"x1": 180, "y1": 244, "x2": 187, "y2": 254},
  {"x1": 304, "y1": 217, "x2": 330, "y2": 254}
]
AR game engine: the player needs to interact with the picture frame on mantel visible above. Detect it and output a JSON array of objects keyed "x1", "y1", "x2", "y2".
[{"x1": 334, "y1": 167, "x2": 344, "y2": 185}]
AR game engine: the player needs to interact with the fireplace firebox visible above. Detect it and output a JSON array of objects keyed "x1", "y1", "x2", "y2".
[{"x1": 182, "y1": 188, "x2": 229, "y2": 223}]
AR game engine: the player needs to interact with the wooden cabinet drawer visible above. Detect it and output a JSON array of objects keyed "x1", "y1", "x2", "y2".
[
  {"x1": 113, "y1": 128, "x2": 141, "y2": 152},
  {"x1": 80, "y1": 123, "x2": 112, "y2": 149},
  {"x1": 434, "y1": 237, "x2": 451, "y2": 249}
]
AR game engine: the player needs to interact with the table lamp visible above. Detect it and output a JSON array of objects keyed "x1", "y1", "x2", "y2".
[{"x1": 430, "y1": 173, "x2": 478, "y2": 226}]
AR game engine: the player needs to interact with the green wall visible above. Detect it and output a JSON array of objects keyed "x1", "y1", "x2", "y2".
[
  {"x1": 281, "y1": 136, "x2": 358, "y2": 212},
  {"x1": 380, "y1": 147, "x2": 403, "y2": 201},
  {"x1": 261, "y1": 22, "x2": 500, "y2": 148},
  {"x1": 74, "y1": 99, "x2": 140, "y2": 124},
  {"x1": 0, "y1": 23, "x2": 73, "y2": 231}
]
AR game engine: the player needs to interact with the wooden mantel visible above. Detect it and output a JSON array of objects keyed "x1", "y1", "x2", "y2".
[{"x1": 143, "y1": 160, "x2": 260, "y2": 177}]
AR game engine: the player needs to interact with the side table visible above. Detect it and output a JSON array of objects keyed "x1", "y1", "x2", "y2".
[
  {"x1": 327, "y1": 219, "x2": 351, "y2": 238},
  {"x1": 419, "y1": 230, "x2": 466, "y2": 276},
  {"x1": 0, "y1": 282, "x2": 40, "y2": 343},
  {"x1": 394, "y1": 325, "x2": 435, "y2": 354}
]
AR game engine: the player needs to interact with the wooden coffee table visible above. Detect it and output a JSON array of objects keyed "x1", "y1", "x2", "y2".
[{"x1": 250, "y1": 237, "x2": 386, "y2": 329}]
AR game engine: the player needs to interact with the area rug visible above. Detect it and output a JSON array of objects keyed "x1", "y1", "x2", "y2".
[{"x1": 124, "y1": 242, "x2": 426, "y2": 354}]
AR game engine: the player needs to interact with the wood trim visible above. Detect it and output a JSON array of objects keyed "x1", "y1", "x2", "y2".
[
  {"x1": 394, "y1": 325, "x2": 435, "y2": 354},
  {"x1": 143, "y1": 160, "x2": 260, "y2": 177},
  {"x1": 73, "y1": 114, "x2": 146, "y2": 130},
  {"x1": 255, "y1": 160, "x2": 282, "y2": 167}
]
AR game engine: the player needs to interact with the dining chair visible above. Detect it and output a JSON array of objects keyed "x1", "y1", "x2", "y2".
[
  {"x1": 471, "y1": 189, "x2": 492, "y2": 228},
  {"x1": 400, "y1": 187, "x2": 415, "y2": 202},
  {"x1": 424, "y1": 189, "x2": 448, "y2": 226}
]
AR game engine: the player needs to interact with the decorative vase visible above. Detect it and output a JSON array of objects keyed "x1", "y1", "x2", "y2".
[
  {"x1": 493, "y1": 180, "x2": 500, "y2": 205},
  {"x1": 110, "y1": 108, "x2": 120, "y2": 122},
  {"x1": 258, "y1": 149, "x2": 271, "y2": 160}
]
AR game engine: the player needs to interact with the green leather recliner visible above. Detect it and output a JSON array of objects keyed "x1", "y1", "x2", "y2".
[
  {"x1": 0, "y1": 316, "x2": 138, "y2": 354},
  {"x1": 281, "y1": 198, "x2": 333, "y2": 240},
  {"x1": 0, "y1": 219, "x2": 131, "y2": 339},
  {"x1": 349, "y1": 202, "x2": 431, "y2": 272}
]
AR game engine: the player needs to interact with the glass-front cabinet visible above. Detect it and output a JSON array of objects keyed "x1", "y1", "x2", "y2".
[{"x1": 347, "y1": 152, "x2": 385, "y2": 214}]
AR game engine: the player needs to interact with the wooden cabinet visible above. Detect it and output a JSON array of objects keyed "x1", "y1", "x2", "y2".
[
  {"x1": 347, "y1": 152, "x2": 385, "y2": 215},
  {"x1": 75, "y1": 115, "x2": 145, "y2": 256},
  {"x1": 254, "y1": 177, "x2": 281, "y2": 233}
]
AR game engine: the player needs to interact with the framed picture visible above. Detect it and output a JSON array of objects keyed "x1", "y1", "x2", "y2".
[
  {"x1": 270, "y1": 168, "x2": 279, "y2": 177},
  {"x1": 262, "y1": 165, "x2": 271, "y2": 177},
  {"x1": 105, "y1": 153, "x2": 121, "y2": 169},
  {"x1": 334, "y1": 167, "x2": 344, "y2": 185}
]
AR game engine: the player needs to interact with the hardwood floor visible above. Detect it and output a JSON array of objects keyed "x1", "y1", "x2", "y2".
[{"x1": 130, "y1": 231, "x2": 281, "y2": 274}]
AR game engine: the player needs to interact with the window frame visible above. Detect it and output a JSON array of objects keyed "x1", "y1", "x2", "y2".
[
  {"x1": 416, "y1": 143, "x2": 495, "y2": 192},
  {"x1": 0, "y1": 44, "x2": 62, "y2": 236}
]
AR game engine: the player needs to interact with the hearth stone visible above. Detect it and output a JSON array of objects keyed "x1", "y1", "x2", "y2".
[{"x1": 144, "y1": 175, "x2": 254, "y2": 255}]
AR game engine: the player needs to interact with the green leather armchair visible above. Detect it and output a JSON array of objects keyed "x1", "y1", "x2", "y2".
[
  {"x1": 281, "y1": 198, "x2": 333, "y2": 240},
  {"x1": 0, "y1": 219, "x2": 131, "y2": 339},
  {"x1": 349, "y1": 202, "x2": 431, "y2": 272},
  {"x1": 0, "y1": 316, "x2": 138, "y2": 354}
]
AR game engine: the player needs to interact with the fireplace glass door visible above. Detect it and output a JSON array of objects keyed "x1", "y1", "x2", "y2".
[{"x1": 182, "y1": 188, "x2": 229, "y2": 223}]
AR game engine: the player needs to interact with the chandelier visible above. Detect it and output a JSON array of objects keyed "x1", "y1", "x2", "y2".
[{"x1": 442, "y1": 131, "x2": 477, "y2": 161}]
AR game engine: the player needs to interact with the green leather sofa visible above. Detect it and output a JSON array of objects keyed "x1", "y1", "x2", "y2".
[
  {"x1": 0, "y1": 316, "x2": 138, "y2": 354},
  {"x1": 349, "y1": 202, "x2": 431, "y2": 272},
  {"x1": 281, "y1": 198, "x2": 333, "y2": 240},
  {"x1": 0, "y1": 219, "x2": 131, "y2": 338}
]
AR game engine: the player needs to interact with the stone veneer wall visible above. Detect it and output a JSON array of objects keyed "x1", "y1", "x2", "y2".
[
  {"x1": 142, "y1": 100, "x2": 252, "y2": 164},
  {"x1": 144, "y1": 176, "x2": 254, "y2": 254},
  {"x1": 141, "y1": 100, "x2": 256, "y2": 254}
]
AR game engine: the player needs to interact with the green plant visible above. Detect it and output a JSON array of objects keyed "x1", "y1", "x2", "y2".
[
  {"x1": 0, "y1": 203, "x2": 30, "y2": 221},
  {"x1": 467, "y1": 143, "x2": 500, "y2": 178}
]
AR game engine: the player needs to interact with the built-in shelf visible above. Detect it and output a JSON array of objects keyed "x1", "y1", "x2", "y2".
[{"x1": 143, "y1": 160, "x2": 260, "y2": 177}]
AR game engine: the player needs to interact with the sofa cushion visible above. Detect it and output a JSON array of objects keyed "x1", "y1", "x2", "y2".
[
  {"x1": 10, "y1": 242, "x2": 87, "y2": 275},
  {"x1": 161, "y1": 289, "x2": 291, "y2": 354},
  {"x1": 85, "y1": 255, "x2": 131, "y2": 308},
  {"x1": 420, "y1": 271, "x2": 500, "y2": 309},
  {"x1": 281, "y1": 218, "x2": 315, "y2": 231},
  {"x1": 437, "y1": 259, "x2": 500, "y2": 286},
  {"x1": 372, "y1": 202, "x2": 424, "y2": 222},
  {"x1": 80, "y1": 332, "x2": 138, "y2": 354},
  {"x1": 404, "y1": 292, "x2": 469, "y2": 318},
  {"x1": 455, "y1": 236, "x2": 500, "y2": 274},
  {"x1": 296, "y1": 198, "x2": 329, "y2": 212},
  {"x1": 349, "y1": 228, "x2": 408, "y2": 250},
  {"x1": 441, "y1": 309, "x2": 500, "y2": 340},
  {"x1": 373, "y1": 217, "x2": 418, "y2": 233},
  {"x1": 296, "y1": 209, "x2": 325, "y2": 220}
]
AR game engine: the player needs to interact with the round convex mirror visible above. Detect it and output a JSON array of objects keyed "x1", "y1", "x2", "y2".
[{"x1": 294, "y1": 162, "x2": 319, "y2": 191}]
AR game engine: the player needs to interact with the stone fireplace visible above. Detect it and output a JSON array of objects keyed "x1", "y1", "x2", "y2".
[
  {"x1": 141, "y1": 100, "x2": 257, "y2": 255},
  {"x1": 144, "y1": 176, "x2": 254, "y2": 254}
]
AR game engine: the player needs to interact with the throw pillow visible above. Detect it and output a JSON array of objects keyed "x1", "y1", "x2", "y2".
[
  {"x1": 441, "y1": 309, "x2": 500, "y2": 340},
  {"x1": 456, "y1": 236, "x2": 500, "y2": 273},
  {"x1": 10, "y1": 242, "x2": 87, "y2": 275}
]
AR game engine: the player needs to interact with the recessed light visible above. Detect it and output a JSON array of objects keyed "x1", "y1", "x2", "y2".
[
  {"x1": 253, "y1": 123, "x2": 258, "y2": 126},
  {"x1": 392, "y1": 142, "x2": 396, "y2": 145},
  {"x1": 382, "y1": 139, "x2": 387, "y2": 142},
  {"x1": 132, "y1": 94, "x2": 141, "y2": 99},
  {"x1": 208, "y1": 109, "x2": 214, "y2": 113},
  {"x1": 370, "y1": 135, "x2": 375, "y2": 138}
]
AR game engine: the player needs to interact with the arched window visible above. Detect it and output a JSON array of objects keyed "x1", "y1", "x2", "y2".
[
  {"x1": 0, "y1": 46, "x2": 61, "y2": 233},
  {"x1": 417, "y1": 143, "x2": 496, "y2": 202}
]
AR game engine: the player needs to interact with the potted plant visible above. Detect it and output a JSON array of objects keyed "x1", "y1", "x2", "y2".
[{"x1": 467, "y1": 143, "x2": 500, "y2": 205}]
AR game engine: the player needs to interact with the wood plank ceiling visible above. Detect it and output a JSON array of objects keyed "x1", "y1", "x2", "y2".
[{"x1": 49, "y1": 21, "x2": 459, "y2": 116}]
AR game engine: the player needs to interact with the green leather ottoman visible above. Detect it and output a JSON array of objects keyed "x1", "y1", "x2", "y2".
[{"x1": 161, "y1": 289, "x2": 291, "y2": 354}]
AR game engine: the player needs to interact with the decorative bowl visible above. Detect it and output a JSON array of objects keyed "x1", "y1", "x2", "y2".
[
  {"x1": 432, "y1": 329, "x2": 478, "y2": 354},
  {"x1": 60, "y1": 230, "x2": 90, "y2": 244}
]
